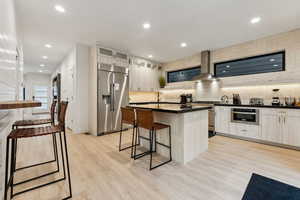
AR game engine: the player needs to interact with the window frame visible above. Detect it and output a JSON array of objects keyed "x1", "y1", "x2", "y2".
[
  {"x1": 167, "y1": 65, "x2": 201, "y2": 83},
  {"x1": 214, "y1": 51, "x2": 286, "y2": 78}
]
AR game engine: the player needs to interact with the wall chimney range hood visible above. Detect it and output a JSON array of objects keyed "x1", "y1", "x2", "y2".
[{"x1": 192, "y1": 50, "x2": 219, "y2": 82}]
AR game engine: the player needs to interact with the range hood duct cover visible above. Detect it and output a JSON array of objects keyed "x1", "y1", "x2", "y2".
[{"x1": 192, "y1": 50, "x2": 218, "y2": 81}]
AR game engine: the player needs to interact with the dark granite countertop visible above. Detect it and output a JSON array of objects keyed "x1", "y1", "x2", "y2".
[
  {"x1": 128, "y1": 103, "x2": 212, "y2": 113},
  {"x1": 215, "y1": 104, "x2": 300, "y2": 109},
  {"x1": 129, "y1": 101, "x2": 220, "y2": 105}
]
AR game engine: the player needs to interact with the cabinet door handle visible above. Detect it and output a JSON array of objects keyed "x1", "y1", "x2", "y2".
[
  {"x1": 283, "y1": 116, "x2": 286, "y2": 124},
  {"x1": 278, "y1": 116, "x2": 281, "y2": 123}
]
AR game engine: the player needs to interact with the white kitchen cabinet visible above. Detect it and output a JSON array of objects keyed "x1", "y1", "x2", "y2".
[
  {"x1": 282, "y1": 111, "x2": 300, "y2": 147},
  {"x1": 261, "y1": 109, "x2": 300, "y2": 147},
  {"x1": 215, "y1": 106, "x2": 231, "y2": 134},
  {"x1": 230, "y1": 123, "x2": 260, "y2": 139},
  {"x1": 129, "y1": 58, "x2": 160, "y2": 92},
  {"x1": 261, "y1": 111, "x2": 282, "y2": 143}
]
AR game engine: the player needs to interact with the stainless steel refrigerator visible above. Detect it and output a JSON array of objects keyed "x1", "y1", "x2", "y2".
[{"x1": 97, "y1": 63, "x2": 129, "y2": 136}]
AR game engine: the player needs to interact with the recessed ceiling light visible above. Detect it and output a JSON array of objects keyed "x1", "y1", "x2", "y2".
[
  {"x1": 45, "y1": 44, "x2": 52, "y2": 48},
  {"x1": 143, "y1": 23, "x2": 151, "y2": 29},
  {"x1": 148, "y1": 55, "x2": 153, "y2": 58},
  {"x1": 42, "y1": 56, "x2": 48, "y2": 59},
  {"x1": 39, "y1": 70, "x2": 43, "y2": 73},
  {"x1": 40, "y1": 64, "x2": 45, "y2": 67},
  {"x1": 270, "y1": 59, "x2": 275, "y2": 62},
  {"x1": 55, "y1": 5, "x2": 65, "y2": 13},
  {"x1": 180, "y1": 43, "x2": 187, "y2": 48},
  {"x1": 251, "y1": 17, "x2": 261, "y2": 24}
]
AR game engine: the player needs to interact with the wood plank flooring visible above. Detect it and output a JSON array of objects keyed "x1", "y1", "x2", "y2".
[{"x1": 10, "y1": 130, "x2": 300, "y2": 200}]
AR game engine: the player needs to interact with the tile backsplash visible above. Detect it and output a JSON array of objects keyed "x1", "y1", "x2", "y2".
[{"x1": 221, "y1": 84, "x2": 300, "y2": 104}]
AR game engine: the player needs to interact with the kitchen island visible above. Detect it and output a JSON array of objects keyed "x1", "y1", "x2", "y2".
[{"x1": 128, "y1": 103, "x2": 212, "y2": 164}]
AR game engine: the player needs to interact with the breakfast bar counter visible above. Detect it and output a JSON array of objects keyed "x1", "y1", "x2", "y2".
[{"x1": 128, "y1": 103, "x2": 211, "y2": 164}]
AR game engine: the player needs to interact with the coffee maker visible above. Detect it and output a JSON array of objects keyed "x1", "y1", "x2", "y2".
[
  {"x1": 180, "y1": 94, "x2": 193, "y2": 107},
  {"x1": 272, "y1": 89, "x2": 281, "y2": 106}
]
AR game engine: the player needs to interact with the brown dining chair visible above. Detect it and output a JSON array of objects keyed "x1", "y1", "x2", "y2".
[
  {"x1": 119, "y1": 107, "x2": 140, "y2": 158},
  {"x1": 4, "y1": 101, "x2": 72, "y2": 200},
  {"x1": 11, "y1": 101, "x2": 59, "y2": 172},
  {"x1": 133, "y1": 109, "x2": 172, "y2": 170}
]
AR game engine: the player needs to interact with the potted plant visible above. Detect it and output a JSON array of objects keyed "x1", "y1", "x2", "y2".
[{"x1": 159, "y1": 76, "x2": 166, "y2": 88}]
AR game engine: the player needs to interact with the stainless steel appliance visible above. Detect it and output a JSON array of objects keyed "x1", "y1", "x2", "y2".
[
  {"x1": 180, "y1": 94, "x2": 193, "y2": 105},
  {"x1": 272, "y1": 89, "x2": 281, "y2": 106},
  {"x1": 221, "y1": 95, "x2": 229, "y2": 104},
  {"x1": 249, "y1": 98, "x2": 264, "y2": 106},
  {"x1": 231, "y1": 108, "x2": 259, "y2": 125},
  {"x1": 233, "y1": 94, "x2": 241, "y2": 105},
  {"x1": 208, "y1": 108, "x2": 215, "y2": 132},
  {"x1": 97, "y1": 47, "x2": 129, "y2": 136}
]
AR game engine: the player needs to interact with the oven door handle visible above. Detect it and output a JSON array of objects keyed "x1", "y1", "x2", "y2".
[{"x1": 232, "y1": 112, "x2": 257, "y2": 115}]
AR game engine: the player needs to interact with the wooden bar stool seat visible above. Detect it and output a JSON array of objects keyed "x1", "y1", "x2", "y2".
[
  {"x1": 8, "y1": 125, "x2": 63, "y2": 139},
  {"x1": 133, "y1": 109, "x2": 172, "y2": 170},
  {"x1": 119, "y1": 107, "x2": 140, "y2": 158},
  {"x1": 153, "y1": 123, "x2": 169, "y2": 130},
  {"x1": 4, "y1": 101, "x2": 72, "y2": 200},
  {"x1": 13, "y1": 118, "x2": 52, "y2": 127}
]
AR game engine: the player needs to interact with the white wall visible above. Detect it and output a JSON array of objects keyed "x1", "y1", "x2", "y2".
[
  {"x1": 0, "y1": 0, "x2": 22, "y2": 197},
  {"x1": 52, "y1": 44, "x2": 89, "y2": 134},
  {"x1": 161, "y1": 28, "x2": 300, "y2": 102}
]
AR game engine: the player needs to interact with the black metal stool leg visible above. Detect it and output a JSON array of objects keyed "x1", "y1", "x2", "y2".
[
  {"x1": 53, "y1": 133, "x2": 60, "y2": 172},
  {"x1": 10, "y1": 139, "x2": 16, "y2": 198},
  {"x1": 133, "y1": 127, "x2": 138, "y2": 160},
  {"x1": 130, "y1": 126, "x2": 136, "y2": 158},
  {"x1": 118, "y1": 123, "x2": 123, "y2": 151},
  {"x1": 149, "y1": 126, "x2": 172, "y2": 170},
  {"x1": 149, "y1": 129, "x2": 154, "y2": 170},
  {"x1": 62, "y1": 130, "x2": 72, "y2": 199},
  {"x1": 59, "y1": 132, "x2": 66, "y2": 180},
  {"x1": 4, "y1": 137, "x2": 10, "y2": 200},
  {"x1": 169, "y1": 126, "x2": 172, "y2": 161}
]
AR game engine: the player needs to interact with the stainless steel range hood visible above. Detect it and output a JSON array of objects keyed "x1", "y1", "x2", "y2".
[{"x1": 192, "y1": 50, "x2": 219, "y2": 81}]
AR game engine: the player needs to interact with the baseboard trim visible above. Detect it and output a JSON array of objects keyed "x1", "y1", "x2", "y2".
[{"x1": 216, "y1": 132, "x2": 300, "y2": 151}]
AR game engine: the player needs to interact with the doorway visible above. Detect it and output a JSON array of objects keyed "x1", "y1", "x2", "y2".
[{"x1": 32, "y1": 85, "x2": 50, "y2": 114}]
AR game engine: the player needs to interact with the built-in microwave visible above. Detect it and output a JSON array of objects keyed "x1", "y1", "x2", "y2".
[{"x1": 231, "y1": 108, "x2": 259, "y2": 125}]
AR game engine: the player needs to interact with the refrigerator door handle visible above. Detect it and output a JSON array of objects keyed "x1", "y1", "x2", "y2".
[{"x1": 110, "y1": 83, "x2": 115, "y2": 111}]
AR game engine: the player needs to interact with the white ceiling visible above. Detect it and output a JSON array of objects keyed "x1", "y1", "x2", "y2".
[{"x1": 15, "y1": 0, "x2": 300, "y2": 74}]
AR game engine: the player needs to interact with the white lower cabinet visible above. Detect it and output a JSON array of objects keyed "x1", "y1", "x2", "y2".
[
  {"x1": 261, "y1": 111, "x2": 282, "y2": 143},
  {"x1": 216, "y1": 106, "x2": 300, "y2": 148},
  {"x1": 261, "y1": 109, "x2": 300, "y2": 147},
  {"x1": 215, "y1": 107, "x2": 231, "y2": 134},
  {"x1": 230, "y1": 123, "x2": 260, "y2": 139},
  {"x1": 282, "y1": 112, "x2": 300, "y2": 147}
]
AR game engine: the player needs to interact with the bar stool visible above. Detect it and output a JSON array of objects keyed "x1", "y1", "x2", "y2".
[
  {"x1": 133, "y1": 109, "x2": 172, "y2": 170},
  {"x1": 119, "y1": 107, "x2": 140, "y2": 158},
  {"x1": 12, "y1": 101, "x2": 59, "y2": 172},
  {"x1": 4, "y1": 101, "x2": 72, "y2": 200}
]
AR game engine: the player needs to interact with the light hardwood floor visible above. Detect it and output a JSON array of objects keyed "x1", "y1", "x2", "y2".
[{"x1": 10, "y1": 129, "x2": 300, "y2": 200}]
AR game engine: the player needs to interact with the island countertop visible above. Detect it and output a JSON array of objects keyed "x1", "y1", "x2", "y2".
[{"x1": 128, "y1": 103, "x2": 212, "y2": 113}]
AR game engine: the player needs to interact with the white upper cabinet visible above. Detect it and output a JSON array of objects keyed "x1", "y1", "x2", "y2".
[{"x1": 129, "y1": 57, "x2": 160, "y2": 92}]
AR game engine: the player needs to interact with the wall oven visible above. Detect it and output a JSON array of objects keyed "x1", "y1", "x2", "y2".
[{"x1": 231, "y1": 108, "x2": 259, "y2": 125}]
